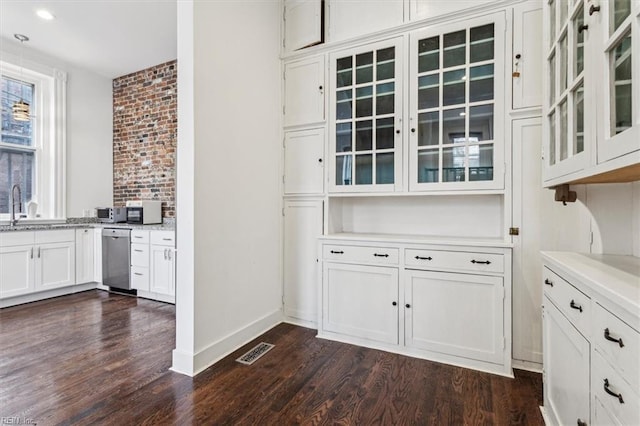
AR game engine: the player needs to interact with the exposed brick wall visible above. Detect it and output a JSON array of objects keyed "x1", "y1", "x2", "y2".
[{"x1": 112, "y1": 60, "x2": 176, "y2": 218}]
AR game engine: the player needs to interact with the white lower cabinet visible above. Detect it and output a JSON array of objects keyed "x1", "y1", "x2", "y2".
[
  {"x1": 542, "y1": 252, "x2": 640, "y2": 426},
  {"x1": 131, "y1": 230, "x2": 175, "y2": 303},
  {"x1": 318, "y1": 237, "x2": 512, "y2": 376},
  {"x1": 405, "y1": 270, "x2": 504, "y2": 364},
  {"x1": 0, "y1": 230, "x2": 76, "y2": 299},
  {"x1": 75, "y1": 228, "x2": 94, "y2": 284},
  {"x1": 323, "y1": 262, "x2": 398, "y2": 345}
]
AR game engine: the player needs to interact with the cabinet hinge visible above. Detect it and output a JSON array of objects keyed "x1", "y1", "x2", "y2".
[
  {"x1": 502, "y1": 337, "x2": 506, "y2": 349},
  {"x1": 282, "y1": 207, "x2": 285, "y2": 217},
  {"x1": 282, "y1": 175, "x2": 285, "y2": 184},
  {"x1": 590, "y1": 231, "x2": 594, "y2": 246},
  {"x1": 283, "y1": 105, "x2": 285, "y2": 115},
  {"x1": 283, "y1": 137, "x2": 286, "y2": 148},
  {"x1": 509, "y1": 227, "x2": 520, "y2": 236}
]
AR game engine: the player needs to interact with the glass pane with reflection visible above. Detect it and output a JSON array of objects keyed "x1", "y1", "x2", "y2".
[
  {"x1": 468, "y1": 144, "x2": 493, "y2": 181},
  {"x1": 559, "y1": 100, "x2": 568, "y2": 160},
  {"x1": 356, "y1": 86, "x2": 373, "y2": 118},
  {"x1": 443, "y1": 30, "x2": 466, "y2": 68},
  {"x1": 612, "y1": 33, "x2": 632, "y2": 135},
  {"x1": 549, "y1": 111, "x2": 556, "y2": 165},
  {"x1": 573, "y1": 84, "x2": 584, "y2": 154},
  {"x1": 376, "y1": 153, "x2": 394, "y2": 184},
  {"x1": 469, "y1": 64, "x2": 494, "y2": 102},
  {"x1": 443, "y1": 146, "x2": 466, "y2": 182},
  {"x1": 376, "y1": 82, "x2": 394, "y2": 115},
  {"x1": 376, "y1": 47, "x2": 395, "y2": 80},
  {"x1": 418, "y1": 36, "x2": 440, "y2": 73},
  {"x1": 443, "y1": 69, "x2": 466, "y2": 106},
  {"x1": 376, "y1": 118, "x2": 395, "y2": 150},
  {"x1": 418, "y1": 74, "x2": 439, "y2": 110},
  {"x1": 417, "y1": 149, "x2": 439, "y2": 183},
  {"x1": 469, "y1": 104, "x2": 494, "y2": 141},
  {"x1": 337, "y1": 57, "x2": 353, "y2": 88},
  {"x1": 470, "y1": 24, "x2": 494, "y2": 63},
  {"x1": 337, "y1": 89, "x2": 352, "y2": 120},
  {"x1": 355, "y1": 154, "x2": 372, "y2": 184},
  {"x1": 574, "y1": 6, "x2": 584, "y2": 77},
  {"x1": 355, "y1": 120, "x2": 372, "y2": 151},
  {"x1": 336, "y1": 122, "x2": 352, "y2": 153},
  {"x1": 336, "y1": 155, "x2": 352, "y2": 185},
  {"x1": 356, "y1": 52, "x2": 373, "y2": 84},
  {"x1": 611, "y1": 0, "x2": 631, "y2": 34},
  {"x1": 559, "y1": 33, "x2": 568, "y2": 93},
  {"x1": 442, "y1": 108, "x2": 466, "y2": 144},
  {"x1": 418, "y1": 111, "x2": 439, "y2": 146}
]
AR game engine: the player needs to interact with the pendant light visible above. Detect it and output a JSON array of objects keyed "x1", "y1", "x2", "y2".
[{"x1": 12, "y1": 33, "x2": 30, "y2": 122}]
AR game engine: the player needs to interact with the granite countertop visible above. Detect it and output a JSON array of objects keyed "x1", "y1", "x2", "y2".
[{"x1": 0, "y1": 218, "x2": 175, "y2": 233}]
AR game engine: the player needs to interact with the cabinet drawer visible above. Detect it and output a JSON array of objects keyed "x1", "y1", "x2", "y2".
[
  {"x1": 592, "y1": 348, "x2": 640, "y2": 426},
  {"x1": 405, "y1": 249, "x2": 504, "y2": 274},
  {"x1": 543, "y1": 267, "x2": 590, "y2": 335},
  {"x1": 151, "y1": 231, "x2": 175, "y2": 247},
  {"x1": 131, "y1": 230, "x2": 149, "y2": 244},
  {"x1": 35, "y1": 229, "x2": 75, "y2": 244},
  {"x1": 593, "y1": 302, "x2": 640, "y2": 391},
  {"x1": 130, "y1": 243, "x2": 149, "y2": 267},
  {"x1": 0, "y1": 231, "x2": 34, "y2": 247},
  {"x1": 131, "y1": 266, "x2": 149, "y2": 291},
  {"x1": 323, "y1": 245, "x2": 398, "y2": 265}
]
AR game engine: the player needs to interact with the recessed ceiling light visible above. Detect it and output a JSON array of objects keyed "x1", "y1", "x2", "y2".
[{"x1": 36, "y1": 9, "x2": 55, "y2": 20}]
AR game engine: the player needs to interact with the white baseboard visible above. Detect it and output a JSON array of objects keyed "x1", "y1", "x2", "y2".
[
  {"x1": 512, "y1": 358, "x2": 543, "y2": 373},
  {"x1": 283, "y1": 316, "x2": 317, "y2": 330},
  {"x1": 171, "y1": 309, "x2": 283, "y2": 377},
  {"x1": 0, "y1": 283, "x2": 97, "y2": 308}
]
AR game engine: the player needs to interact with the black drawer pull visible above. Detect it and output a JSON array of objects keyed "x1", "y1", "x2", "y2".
[
  {"x1": 374, "y1": 253, "x2": 389, "y2": 258},
  {"x1": 589, "y1": 4, "x2": 600, "y2": 15},
  {"x1": 415, "y1": 256, "x2": 432, "y2": 261},
  {"x1": 569, "y1": 300, "x2": 583, "y2": 313},
  {"x1": 471, "y1": 260, "x2": 491, "y2": 265},
  {"x1": 603, "y1": 379, "x2": 624, "y2": 404},
  {"x1": 544, "y1": 279, "x2": 553, "y2": 287},
  {"x1": 604, "y1": 328, "x2": 625, "y2": 348},
  {"x1": 330, "y1": 250, "x2": 344, "y2": 254}
]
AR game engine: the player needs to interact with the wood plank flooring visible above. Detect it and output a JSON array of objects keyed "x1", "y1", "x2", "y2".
[{"x1": 0, "y1": 291, "x2": 543, "y2": 425}]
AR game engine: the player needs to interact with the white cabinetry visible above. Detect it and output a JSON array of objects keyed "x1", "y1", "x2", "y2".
[
  {"x1": 409, "y1": 0, "x2": 497, "y2": 22},
  {"x1": 318, "y1": 236, "x2": 512, "y2": 376},
  {"x1": 75, "y1": 228, "x2": 94, "y2": 284},
  {"x1": 541, "y1": 252, "x2": 640, "y2": 426},
  {"x1": 284, "y1": 56, "x2": 325, "y2": 127},
  {"x1": 328, "y1": 0, "x2": 403, "y2": 43},
  {"x1": 131, "y1": 230, "x2": 150, "y2": 292},
  {"x1": 512, "y1": 1, "x2": 543, "y2": 110},
  {"x1": 284, "y1": 0, "x2": 323, "y2": 52},
  {"x1": 284, "y1": 128, "x2": 325, "y2": 194},
  {"x1": 150, "y1": 231, "x2": 175, "y2": 301},
  {"x1": 0, "y1": 230, "x2": 76, "y2": 299},
  {"x1": 284, "y1": 200, "x2": 323, "y2": 325}
]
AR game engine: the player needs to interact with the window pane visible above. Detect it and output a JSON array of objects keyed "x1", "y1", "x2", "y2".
[
  {"x1": 549, "y1": 52, "x2": 556, "y2": 105},
  {"x1": 559, "y1": 100, "x2": 568, "y2": 160},
  {"x1": 469, "y1": 104, "x2": 494, "y2": 141},
  {"x1": 355, "y1": 86, "x2": 373, "y2": 118},
  {"x1": 442, "y1": 108, "x2": 466, "y2": 144},
  {"x1": 549, "y1": 111, "x2": 556, "y2": 166},
  {"x1": 559, "y1": 33, "x2": 568, "y2": 93},
  {"x1": 376, "y1": 118, "x2": 395, "y2": 150},
  {"x1": 418, "y1": 74, "x2": 439, "y2": 110},
  {"x1": 0, "y1": 148, "x2": 34, "y2": 214},
  {"x1": 443, "y1": 146, "x2": 466, "y2": 182},
  {"x1": 336, "y1": 155, "x2": 352, "y2": 185},
  {"x1": 376, "y1": 82, "x2": 394, "y2": 115},
  {"x1": 418, "y1": 111, "x2": 439, "y2": 146},
  {"x1": 356, "y1": 120, "x2": 372, "y2": 151},
  {"x1": 574, "y1": 6, "x2": 584, "y2": 77},
  {"x1": 470, "y1": 24, "x2": 494, "y2": 63},
  {"x1": 612, "y1": 33, "x2": 632, "y2": 135},
  {"x1": 469, "y1": 144, "x2": 493, "y2": 181},
  {"x1": 376, "y1": 153, "x2": 394, "y2": 184},
  {"x1": 418, "y1": 36, "x2": 440, "y2": 73},
  {"x1": 418, "y1": 149, "x2": 439, "y2": 183},
  {"x1": 355, "y1": 154, "x2": 372, "y2": 184},
  {"x1": 469, "y1": 64, "x2": 494, "y2": 102},
  {"x1": 611, "y1": 0, "x2": 631, "y2": 34},
  {"x1": 336, "y1": 89, "x2": 352, "y2": 120},
  {"x1": 356, "y1": 52, "x2": 373, "y2": 84},
  {"x1": 573, "y1": 84, "x2": 584, "y2": 154},
  {"x1": 1, "y1": 77, "x2": 34, "y2": 147},
  {"x1": 443, "y1": 30, "x2": 466, "y2": 68},
  {"x1": 336, "y1": 57, "x2": 353, "y2": 88},
  {"x1": 376, "y1": 47, "x2": 395, "y2": 80},
  {"x1": 443, "y1": 69, "x2": 466, "y2": 106},
  {"x1": 336, "y1": 122, "x2": 352, "y2": 152}
]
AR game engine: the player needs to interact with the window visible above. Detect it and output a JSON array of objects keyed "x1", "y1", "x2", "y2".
[{"x1": 0, "y1": 59, "x2": 66, "y2": 220}]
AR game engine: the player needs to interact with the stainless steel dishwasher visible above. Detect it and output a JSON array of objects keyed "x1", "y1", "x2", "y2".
[{"x1": 102, "y1": 228, "x2": 131, "y2": 290}]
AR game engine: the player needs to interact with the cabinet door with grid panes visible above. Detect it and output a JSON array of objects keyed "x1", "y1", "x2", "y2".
[
  {"x1": 409, "y1": 13, "x2": 505, "y2": 191},
  {"x1": 544, "y1": 0, "x2": 591, "y2": 182},
  {"x1": 329, "y1": 38, "x2": 403, "y2": 193},
  {"x1": 595, "y1": 0, "x2": 639, "y2": 163}
]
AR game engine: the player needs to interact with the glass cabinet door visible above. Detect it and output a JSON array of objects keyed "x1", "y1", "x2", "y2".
[
  {"x1": 330, "y1": 38, "x2": 403, "y2": 192},
  {"x1": 596, "y1": 0, "x2": 639, "y2": 162},
  {"x1": 409, "y1": 13, "x2": 505, "y2": 191},
  {"x1": 544, "y1": 0, "x2": 590, "y2": 181}
]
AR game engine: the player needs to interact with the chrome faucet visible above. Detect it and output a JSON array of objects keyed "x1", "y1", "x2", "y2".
[{"x1": 10, "y1": 184, "x2": 22, "y2": 226}]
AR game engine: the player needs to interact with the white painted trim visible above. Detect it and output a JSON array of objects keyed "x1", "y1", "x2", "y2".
[
  {"x1": 283, "y1": 316, "x2": 317, "y2": 330},
  {"x1": 174, "y1": 310, "x2": 283, "y2": 377},
  {"x1": 512, "y1": 359, "x2": 543, "y2": 373},
  {"x1": 0, "y1": 283, "x2": 96, "y2": 308}
]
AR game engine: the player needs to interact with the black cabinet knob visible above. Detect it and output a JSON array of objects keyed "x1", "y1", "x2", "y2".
[
  {"x1": 395, "y1": 129, "x2": 400, "y2": 134},
  {"x1": 392, "y1": 301, "x2": 397, "y2": 306},
  {"x1": 515, "y1": 53, "x2": 521, "y2": 59},
  {"x1": 318, "y1": 158, "x2": 323, "y2": 163},
  {"x1": 319, "y1": 85, "x2": 323, "y2": 90},
  {"x1": 405, "y1": 304, "x2": 411, "y2": 308},
  {"x1": 411, "y1": 128, "x2": 416, "y2": 133}
]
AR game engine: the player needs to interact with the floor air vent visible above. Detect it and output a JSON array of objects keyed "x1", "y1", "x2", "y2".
[{"x1": 236, "y1": 342, "x2": 275, "y2": 365}]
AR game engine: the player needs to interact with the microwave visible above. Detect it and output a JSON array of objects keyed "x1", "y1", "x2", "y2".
[
  {"x1": 96, "y1": 207, "x2": 127, "y2": 223},
  {"x1": 126, "y1": 200, "x2": 162, "y2": 225}
]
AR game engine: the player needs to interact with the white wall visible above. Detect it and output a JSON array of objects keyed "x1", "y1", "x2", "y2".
[
  {"x1": 1, "y1": 38, "x2": 113, "y2": 218},
  {"x1": 173, "y1": 0, "x2": 282, "y2": 376}
]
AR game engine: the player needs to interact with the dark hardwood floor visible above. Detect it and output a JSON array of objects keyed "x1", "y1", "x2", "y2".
[{"x1": 0, "y1": 291, "x2": 543, "y2": 425}]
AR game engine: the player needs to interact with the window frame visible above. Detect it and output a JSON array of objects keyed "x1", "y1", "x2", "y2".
[{"x1": 0, "y1": 57, "x2": 67, "y2": 220}]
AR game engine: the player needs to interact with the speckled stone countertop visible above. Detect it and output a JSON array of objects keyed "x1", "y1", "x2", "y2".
[{"x1": 0, "y1": 218, "x2": 175, "y2": 233}]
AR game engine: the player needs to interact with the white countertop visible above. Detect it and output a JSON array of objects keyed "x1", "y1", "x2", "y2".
[{"x1": 0, "y1": 222, "x2": 174, "y2": 233}]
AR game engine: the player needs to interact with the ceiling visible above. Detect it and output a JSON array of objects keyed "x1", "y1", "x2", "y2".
[{"x1": 0, "y1": 0, "x2": 177, "y2": 79}]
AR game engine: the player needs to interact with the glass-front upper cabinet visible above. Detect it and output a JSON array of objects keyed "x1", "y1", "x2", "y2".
[
  {"x1": 543, "y1": 0, "x2": 591, "y2": 182},
  {"x1": 595, "y1": 0, "x2": 639, "y2": 163},
  {"x1": 329, "y1": 38, "x2": 403, "y2": 192},
  {"x1": 408, "y1": 13, "x2": 505, "y2": 191}
]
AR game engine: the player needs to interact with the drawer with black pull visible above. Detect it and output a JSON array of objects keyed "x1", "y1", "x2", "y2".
[
  {"x1": 543, "y1": 266, "x2": 591, "y2": 336},
  {"x1": 323, "y1": 245, "x2": 398, "y2": 265},
  {"x1": 592, "y1": 348, "x2": 640, "y2": 426},
  {"x1": 405, "y1": 249, "x2": 504, "y2": 274}
]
